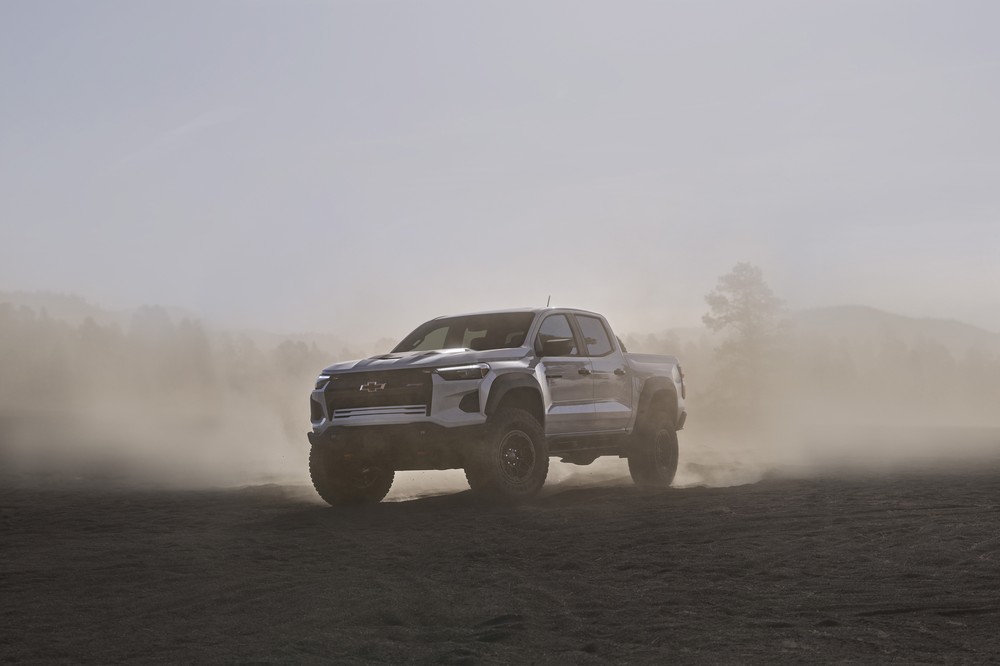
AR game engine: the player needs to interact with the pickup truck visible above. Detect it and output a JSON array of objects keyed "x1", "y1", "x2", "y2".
[{"x1": 307, "y1": 308, "x2": 687, "y2": 504}]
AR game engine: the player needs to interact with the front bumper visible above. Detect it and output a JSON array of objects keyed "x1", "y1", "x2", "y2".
[{"x1": 307, "y1": 422, "x2": 487, "y2": 471}]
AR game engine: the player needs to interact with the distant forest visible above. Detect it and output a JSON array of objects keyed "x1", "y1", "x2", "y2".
[
  {"x1": 0, "y1": 301, "x2": 324, "y2": 438},
  {"x1": 625, "y1": 322, "x2": 1000, "y2": 429},
  {"x1": 0, "y1": 301, "x2": 329, "y2": 481}
]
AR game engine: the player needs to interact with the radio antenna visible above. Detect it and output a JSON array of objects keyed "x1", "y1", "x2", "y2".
[{"x1": 546, "y1": 295, "x2": 551, "y2": 307}]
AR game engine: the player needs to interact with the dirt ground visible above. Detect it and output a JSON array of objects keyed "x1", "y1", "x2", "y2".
[{"x1": 3, "y1": 468, "x2": 1000, "y2": 664}]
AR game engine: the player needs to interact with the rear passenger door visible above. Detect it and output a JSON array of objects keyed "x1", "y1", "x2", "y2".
[
  {"x1": 535, "y1": 314, "x2": 595, "y2": 435},
  {"x1": 573, "y1": 313, "x2": 633, "y2": 432}
]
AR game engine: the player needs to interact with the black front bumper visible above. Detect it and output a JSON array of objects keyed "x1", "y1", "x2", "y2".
[{"x1": 307, "y1": 422, "x2": 486, "y2": 471}]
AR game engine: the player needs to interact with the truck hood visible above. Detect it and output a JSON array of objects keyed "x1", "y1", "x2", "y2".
[{"x1": 320, "y1": 347, "x2": 529, "y2": 375}]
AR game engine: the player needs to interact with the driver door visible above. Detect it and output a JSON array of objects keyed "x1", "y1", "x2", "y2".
[{"x1": 535, "y1": 314, "x2": 595, "y2": 435}]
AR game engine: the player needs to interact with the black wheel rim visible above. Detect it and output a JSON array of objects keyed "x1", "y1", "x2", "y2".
[
  {"x1": 498, "y1": 429, "x2": 536, "y2": 483},
  {"x1": 654, "y1": 430, "x2": 678, "y2": 472}
]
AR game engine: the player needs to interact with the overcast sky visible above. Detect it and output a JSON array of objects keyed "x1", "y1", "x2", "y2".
[{"x1": 2, "y1": 0, "x2": 999, "y2": 339}]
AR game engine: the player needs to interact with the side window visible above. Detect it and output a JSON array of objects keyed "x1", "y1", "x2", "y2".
[
  {"x1": 576, "y1": 315, "x2": 614, "y2": 357},
  {"x1": 535, "y1": 315, "x2": 578, "y2": 356}
]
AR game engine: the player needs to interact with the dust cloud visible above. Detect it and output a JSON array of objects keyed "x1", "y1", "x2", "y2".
[
  {"x1": 2, "y1": 293, "x2": 1000, "y2": 497},
  {"x1": 0, "y1": 298, "x2": 318, "y2": 488},
  {"x1": 623, "y1": 305, "x2": 1000, "y2": 487}
]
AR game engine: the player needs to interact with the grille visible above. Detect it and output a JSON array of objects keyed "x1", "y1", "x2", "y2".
[
  {"x1": 332, "y1": 405, "x2": 428, "y2": 419},
  {"x1": 325, "y1": 370, "x2": 431, "y2": 417}
]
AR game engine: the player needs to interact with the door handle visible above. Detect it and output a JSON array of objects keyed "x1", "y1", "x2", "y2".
[
  {"x1": 578, "y1": 367, "x2": 591, "y2": 376},
  {"x1": 614, "y1": 368, "x2": 627, "y2": 376}
]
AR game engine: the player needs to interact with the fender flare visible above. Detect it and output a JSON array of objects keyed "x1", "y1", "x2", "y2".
[
  {"x1": 636, "y1": 377, "x2": 679, "y2": 425},
  {"x1": 484, "y1": 373, "x2": 543, "y2": 417}
]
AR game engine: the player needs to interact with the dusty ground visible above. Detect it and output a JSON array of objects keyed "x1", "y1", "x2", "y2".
[{"x1": 4, "y1": 467, "x2": 1000, "y2": 664}]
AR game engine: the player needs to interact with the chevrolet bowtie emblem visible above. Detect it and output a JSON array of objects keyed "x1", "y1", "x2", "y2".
[{"x1": 360, "y1": 381, "x2": 387, "y2": 392}]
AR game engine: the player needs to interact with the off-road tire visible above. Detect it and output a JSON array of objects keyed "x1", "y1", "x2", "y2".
[
  {"x1": 628, "y1": 409, "x2": 679, "y2": 488},
  {"x1": 309, "y1": 444, "x2": 394, "y2": 506},
  {"x1": 465, "y1": 407, "x2": 549, "y2": 502}
]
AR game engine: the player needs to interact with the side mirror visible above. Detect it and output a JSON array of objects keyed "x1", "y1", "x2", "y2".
[{"x1": 541, "y1": 337, "x2": 575, "y2": 357}]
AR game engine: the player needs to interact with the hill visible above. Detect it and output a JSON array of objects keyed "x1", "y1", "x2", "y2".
[{"x1": 792, "y1": 305, "x2": 1000, "y2": 355}]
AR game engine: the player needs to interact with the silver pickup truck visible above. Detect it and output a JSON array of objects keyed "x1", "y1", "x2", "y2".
[{"x1": 307, "y1": 308, "x2": 686, "y2": 504}]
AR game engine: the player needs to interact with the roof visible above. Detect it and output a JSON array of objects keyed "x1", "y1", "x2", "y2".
[{"x1": 430, "y1": 307, "x2": 601, "y2": 320}]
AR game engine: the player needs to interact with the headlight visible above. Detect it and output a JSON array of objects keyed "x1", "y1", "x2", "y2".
[
  {"x1": 435, "y1": 363, "x2": 490, "y2": 380},
  {"x1": 315, "y1": 374, "x2": 330, "y2": 390}
]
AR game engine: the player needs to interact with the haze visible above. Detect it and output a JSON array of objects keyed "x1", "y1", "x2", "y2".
[{"x1": 2, "y1": 0, "x2": 999, "y2": 339}]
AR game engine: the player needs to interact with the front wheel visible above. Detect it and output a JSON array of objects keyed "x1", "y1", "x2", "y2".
[
  {"x1": 627, "y1": 411, "x2": 679, "y2": 488},
  {"x1": 309, "y1": 445, "x2": 394, "y2": 506},
  {"x1": 465, "y1": 407, "x2": 549, "y2": 502}
]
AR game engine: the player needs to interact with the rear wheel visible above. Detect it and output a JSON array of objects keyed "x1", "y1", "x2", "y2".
[
  {"x1": 309, "y1": 445, "x2": 394, "y2": 506},
  {"x1": 628, "y1": 410, "x2": 679, "y2": 488},
  {"x1": 465, "y1": 407, "x2": 549, "y2": 502}
]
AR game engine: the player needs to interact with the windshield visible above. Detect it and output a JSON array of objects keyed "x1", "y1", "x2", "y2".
[{"x1": 392, "y1": 312, "x2": 536, "y2": 353}]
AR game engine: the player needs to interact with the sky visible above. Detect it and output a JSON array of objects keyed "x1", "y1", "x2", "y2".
[{"x1": 2, "y1": 0, "x2": 999, "y2": 340}]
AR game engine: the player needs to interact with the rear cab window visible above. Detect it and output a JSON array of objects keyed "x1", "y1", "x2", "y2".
[{"x1": 575, "y1": 315, "x2": 615, "y2": 357}]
